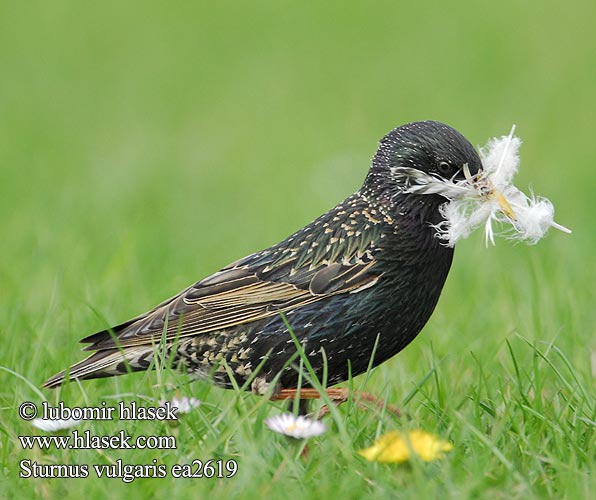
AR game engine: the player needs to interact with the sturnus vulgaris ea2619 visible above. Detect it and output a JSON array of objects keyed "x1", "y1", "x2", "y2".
[{"x1": 44, "y1": 121, "x2": 504, "y2": 400}]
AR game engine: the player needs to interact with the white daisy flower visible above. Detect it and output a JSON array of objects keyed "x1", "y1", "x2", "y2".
[
  {"x1": 264, "y1": 413, "x2": 327, "y2": 439},
  {"x1": 394, "y1": 125, "x2": 571, "y2": 247},
  {"x1": 31, "y1": 418, "x2": 82, "y2": 432},
  {"x1": 159, "y1": 396, "x2": 201, "y2": 414}
]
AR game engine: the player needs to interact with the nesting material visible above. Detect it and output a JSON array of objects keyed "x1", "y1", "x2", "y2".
[{"x1": 397, "y1": 126, "x2": 571, "y2": 246}]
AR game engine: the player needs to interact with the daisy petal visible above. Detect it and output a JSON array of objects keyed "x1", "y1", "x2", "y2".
[
  {"x1": 159, "y1": 396, "x2": 201, "y2": 414},
  {"x1": 31, "y1": 418, "x2": 82, "y2": 432},
  {"x1": 264, "y1": 413, "x2": 326, "y2": 439}
]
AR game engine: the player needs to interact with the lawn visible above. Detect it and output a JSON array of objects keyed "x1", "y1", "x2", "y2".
[{"x1": 1, "y1": 1, "x2": 595, "y2": 498}]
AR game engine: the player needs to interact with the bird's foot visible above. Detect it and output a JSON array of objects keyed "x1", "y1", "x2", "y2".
[{"x1": 272, "y1": 388, "x2": 400, "y2": 419}]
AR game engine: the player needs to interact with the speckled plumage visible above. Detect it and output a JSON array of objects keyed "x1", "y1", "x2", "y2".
[{"x1": 43, "y1": 121, "x2": 483, "y2": 393}]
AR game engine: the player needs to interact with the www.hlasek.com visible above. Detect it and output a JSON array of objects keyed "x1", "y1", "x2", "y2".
[
  {"x1": 19, "y1": 429, "x2": 176, "y2": 450},
  {"x1": 18, "y1": 401, "x2": 238, "y2": 481}
]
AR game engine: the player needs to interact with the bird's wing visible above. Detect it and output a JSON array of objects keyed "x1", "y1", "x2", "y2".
[{"x1": 80, "y1": 255, "x2": 380, "y2": 352}]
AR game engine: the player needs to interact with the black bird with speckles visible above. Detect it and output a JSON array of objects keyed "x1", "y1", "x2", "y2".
[{"x1": 43, "y1": 121, "x2": 483, "y2": 397}]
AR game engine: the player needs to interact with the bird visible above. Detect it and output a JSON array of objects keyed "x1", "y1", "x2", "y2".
[{"x1": 43, "y1": 121, "x2": 503, "y2": 409}]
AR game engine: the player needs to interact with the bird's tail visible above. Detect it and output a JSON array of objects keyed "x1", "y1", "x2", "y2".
[{"x1": 42, "y1": 346, "x2": 158, "y2": 389}]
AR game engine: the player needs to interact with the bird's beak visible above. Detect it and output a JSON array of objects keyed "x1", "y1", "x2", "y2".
[
  {"x1": 490, "y1": 188, "x2": 516, "y2": 220},
  {"x1": 470, "y1": 168, "x2": 516, "y2": 220}
]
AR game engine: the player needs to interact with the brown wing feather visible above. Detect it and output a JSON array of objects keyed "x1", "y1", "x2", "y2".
[{"x1": 82, "y1": 258, "x2": 379, "y2": 352}]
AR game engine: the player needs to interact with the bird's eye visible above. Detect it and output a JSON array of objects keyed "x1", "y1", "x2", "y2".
[{"x1": 438, "y1": 161, "x2": 454, "y2": 176}]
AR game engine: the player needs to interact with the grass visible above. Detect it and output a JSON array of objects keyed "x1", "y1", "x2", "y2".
[{"x1": 1, "y1": 1, "x2": 595, "y2": 498}]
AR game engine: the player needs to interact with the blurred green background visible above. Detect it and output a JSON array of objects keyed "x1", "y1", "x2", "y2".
[
  {"x1": 1, "y1": 0, "x2": 594, "y2": 497},
  {"x1": 1, "y1": 0, "x2": 593, "y2": 326}
]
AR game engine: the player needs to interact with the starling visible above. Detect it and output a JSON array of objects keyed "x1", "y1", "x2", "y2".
[{"x1": 43, "y1": 121, "x2": 499, "y2": 402}]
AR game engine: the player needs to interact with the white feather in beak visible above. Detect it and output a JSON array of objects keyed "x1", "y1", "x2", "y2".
[{"x1": 393, "y1": 125, "x2": 571, "y2": 247}]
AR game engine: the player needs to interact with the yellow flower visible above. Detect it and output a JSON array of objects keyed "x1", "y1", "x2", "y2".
[{"x1": 358, "y1": 430, "x2": 453, "y2": 463}]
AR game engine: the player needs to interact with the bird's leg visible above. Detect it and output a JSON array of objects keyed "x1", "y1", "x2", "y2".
[
  {"x1": 293, "y1": 398, "x2": 312, "y2": 416},
  {"x1": 272, "y1": 388, "x2": 400, "y2": 418},
  {"x1": 274, "y1": 387, "x2": 348, "y2": 401},
  {"x1": 275, "y1": 388, "x2": 346, "y2": 419}
]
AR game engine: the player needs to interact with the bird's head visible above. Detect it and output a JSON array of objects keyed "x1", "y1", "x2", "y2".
[{"x1": 364, "y1": 120, "x2": 514, "y2": 218}]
